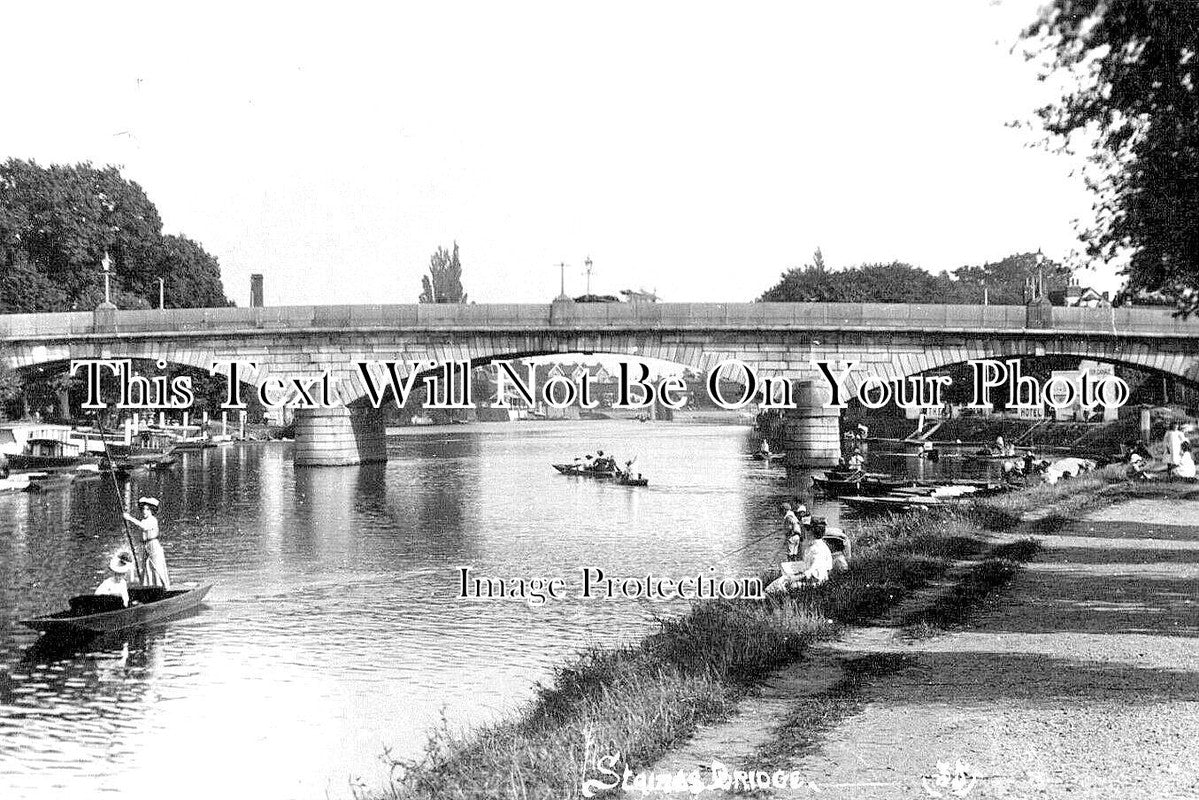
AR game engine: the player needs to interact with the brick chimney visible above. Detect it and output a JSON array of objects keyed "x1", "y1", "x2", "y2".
[{"x1": 250, "y1": 274, "x2": 264, "y2": 307}]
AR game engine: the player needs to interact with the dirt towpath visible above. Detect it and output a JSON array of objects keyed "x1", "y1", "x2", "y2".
[{"x1": 645, "y1": 496, "x2": 1199, "y2": 798}]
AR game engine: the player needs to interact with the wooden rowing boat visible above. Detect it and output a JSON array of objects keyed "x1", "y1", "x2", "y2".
[
  {"x1": 615, "y1": 474, "x2": 649, "y2": 486},
  {"x1": 812, "y1": 474, "x2": 912, "y2": 497},
  {"x1": 21, "y1": 583, "x2": 213, "y2": 638},
  {"x1": 552, "y1": 463, "x2": 618, "y2": 478}
]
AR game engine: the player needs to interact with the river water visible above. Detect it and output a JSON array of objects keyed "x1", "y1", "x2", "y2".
[{"x1": 0, "y1": 421, "x2": 993, "y2": 799}]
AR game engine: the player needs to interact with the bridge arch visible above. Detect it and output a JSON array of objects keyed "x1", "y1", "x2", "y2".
[{"x1": 4, "y1": 303, "x2": 1199, "y2": 464}]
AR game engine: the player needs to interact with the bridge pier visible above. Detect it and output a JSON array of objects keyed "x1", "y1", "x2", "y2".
[
  {"x1": 293, "y1": 406, "x2": 388, "y2": 467},
  {"x1": 781, "y1": 380, "x2": 842, "y2": 467}
]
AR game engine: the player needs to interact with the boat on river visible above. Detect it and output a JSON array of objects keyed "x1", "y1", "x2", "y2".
[
  {"x1": 751, "y1": 451, "x2": 786, "y2": 462},
  {"x1": 615, "y1": 474, "x2": 649, "y2": 486},
  {"x1": 0, "y1": 474, "x2": 32, "y2": 492},
  {"x1": 553, "y1": 462, "x2": 618, "y2": 478},
  {"x1": 26, "y1": 472, "x2": 76, "y2": 492},
  {"x1": 812, "y1": 472, "x2": 912, "y2": 497},
  {"x1": 965, "y1": 450, "x2": 1028, "y2": 463},
  {"x1": 172, "y1": 438, "x2": 216, "y2": 451},
  {"x1": 7, "y1": 437, "x2": 102, "y2": 470},
  {"x1": 21, "y1": 583, "x2": 213, "y2": 639}
]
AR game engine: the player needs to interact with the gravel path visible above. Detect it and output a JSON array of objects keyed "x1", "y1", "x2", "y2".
[{"x1": 643, "y1": 497, "x2": 1199, "y2": 799}]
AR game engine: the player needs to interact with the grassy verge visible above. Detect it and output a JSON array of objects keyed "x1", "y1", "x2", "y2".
[{"x1": 375, "y1": 472, "x2": 1181, "y2": 800}]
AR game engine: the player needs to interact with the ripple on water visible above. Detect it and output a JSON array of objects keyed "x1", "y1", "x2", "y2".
[{"x1": 0, "y1": 426, "x2": 994, "y2": 800}]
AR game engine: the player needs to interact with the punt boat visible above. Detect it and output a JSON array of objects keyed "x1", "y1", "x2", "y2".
[{"x1": 21, "y1": 584, "x2": 213, "y2": 639}]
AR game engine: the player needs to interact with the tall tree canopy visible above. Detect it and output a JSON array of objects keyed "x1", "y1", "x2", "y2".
[
  {"x1": 1024, "y1": 2, "x2": 1199, "y2": 313},
  {"x1": 419, "y1": 241, "x2": 468, "y2": 303},
  {"x1": 0, "y1": 159, "x2": 229, "y2": 312}
]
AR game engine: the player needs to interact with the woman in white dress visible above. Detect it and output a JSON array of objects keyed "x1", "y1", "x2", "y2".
[
  {"x1": 94, "y1": 551, "x2": 135, "y2": 607},
  {"x1": 124, "y1": 497, "x2": 170, "y2": 589}
]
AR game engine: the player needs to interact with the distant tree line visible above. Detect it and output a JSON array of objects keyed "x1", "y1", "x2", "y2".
[{"x1": 759, "y1": 248, "x2": 1074, "y2": 305}]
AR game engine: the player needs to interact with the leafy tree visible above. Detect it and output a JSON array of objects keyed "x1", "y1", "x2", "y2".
[
  {"x1": 954, "y1": 252, "x2": 1072, "y2": 306},
  {"x1": 0, "y1": 159, "x2": 230, "y2": 312},
  {"x1": 759, "y1": 248, "x2": 841, "y2": 302},
  {"x1": 1023, "y1": 2, "x2": 1199, "y2": 313},
  {"x1": 419, "y1": 241, "x2": 468, "y2": 303},
  {"x1": 759, "y1": 249, "x2": 970, "y2": 303},
  {"x1": 760, "y1": 248, "x2": 1074, "y2": 305}
]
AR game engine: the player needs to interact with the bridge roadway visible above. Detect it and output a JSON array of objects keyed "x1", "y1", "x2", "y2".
[{"x1": 1, "y1": 302, "x2": 1195, "y2": 465}]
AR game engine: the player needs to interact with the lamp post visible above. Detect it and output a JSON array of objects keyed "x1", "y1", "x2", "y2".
[
  {"x1": 158, "y1": 277, "x2": 165, "y2": 310},
  {"x1": 556, "y1": 262, "x2": 569, "y2": 300},
  {"x1": 584, "y1": 256, "x2": 593, "y2": 295},
  {"x1": 101, "y1": 251, "x2": 113, "y2": 305},
  {"x1": 1035, "y1": 248, "x2": 1045, "y2": 298}
]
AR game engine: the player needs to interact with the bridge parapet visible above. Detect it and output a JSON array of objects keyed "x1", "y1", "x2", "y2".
[{"x1": 0, "y1": 303, "x2": 1195, "y2": 340}]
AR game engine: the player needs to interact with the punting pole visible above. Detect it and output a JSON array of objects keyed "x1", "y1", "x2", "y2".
[{"x1": 99, "y1": 428, "x2": 142, "y2": 583}]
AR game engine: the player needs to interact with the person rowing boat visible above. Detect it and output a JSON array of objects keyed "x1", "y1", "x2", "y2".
[{"x1": 124, "y1": 496, "x2": 170, "y2": 589}]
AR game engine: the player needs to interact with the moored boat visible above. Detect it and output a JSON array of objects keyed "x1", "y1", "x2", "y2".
[
  {"x1": 172, "y1": 438, "x2": 216, "y2": 451},
  {"x1": 0, "y1": 474, "x2": 32, "y2": 493},
  {"x1": 7, "y1": 443, "x2": 102, "y2": 471},
  {"x1": 813, "y1": 473, "x2": 912, "y2": 497},
  {"x1": 25, "y1": 472, "x2": 76, "y2": 492},
  {"x1": 21, "y1": 583, "x2": 213, "y2": 639},
  {"x1": 841, "y1": 494, "x2": 943, "y2": 512}
]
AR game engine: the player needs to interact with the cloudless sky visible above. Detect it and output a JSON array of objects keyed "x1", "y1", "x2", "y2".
[{"x1": 1, "y1": 1, "x2": 1112, "y2": 307}]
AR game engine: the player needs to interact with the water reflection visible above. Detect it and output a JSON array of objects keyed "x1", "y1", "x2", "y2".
[{"x1": 0, "y1": 423, "x2": 995, "y2": 800}]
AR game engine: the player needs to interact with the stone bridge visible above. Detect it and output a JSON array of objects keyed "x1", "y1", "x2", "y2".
[{"x1": 1, "y1": 301, "x2": 1196, "y2": 465}]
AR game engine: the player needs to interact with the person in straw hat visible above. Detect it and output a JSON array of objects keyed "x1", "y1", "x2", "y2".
[
  {"x1": 94, "y1": 551, "x2": 136, "y2": 607},
  {"x1": 124, "y1": 496, "x2": 170, "y2": 589}
]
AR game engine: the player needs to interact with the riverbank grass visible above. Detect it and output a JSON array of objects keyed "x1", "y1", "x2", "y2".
[
  {"x1": 382, "y1": 510, "x2": 993, "y2": 800},
  {"x1": 379, "y1": 471, "x2": 1170, "y2": 800}
]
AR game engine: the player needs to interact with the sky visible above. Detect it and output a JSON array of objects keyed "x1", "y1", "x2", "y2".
[{"x1": 0, "y1": 1, "x2": 1114, "y2": 307}]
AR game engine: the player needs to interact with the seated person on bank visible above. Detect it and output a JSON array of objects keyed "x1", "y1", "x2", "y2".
[
  {"x1": 798, "y1": 520, "x2": 834, "y2": 583},
  {"x1": 94, "y1": 551, "x2": 136, "y2": 608},
  {"x1": 1170, "y1": 441, "x2": 1197, "y2": 480},
  {"x1": 767, "y1": 520, "x2": 834, "y2": 595},
  {"x1": 823, "y1": 526, "x2": 852, "y2": 573}
]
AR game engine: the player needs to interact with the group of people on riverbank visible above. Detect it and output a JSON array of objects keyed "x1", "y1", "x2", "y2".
[
  {"x1": 764, "y1": 501, "x2": 850, "y2": 595},
  {"x1": 1126, "y1": 422, "x2": 1196, "y2": 481}
]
